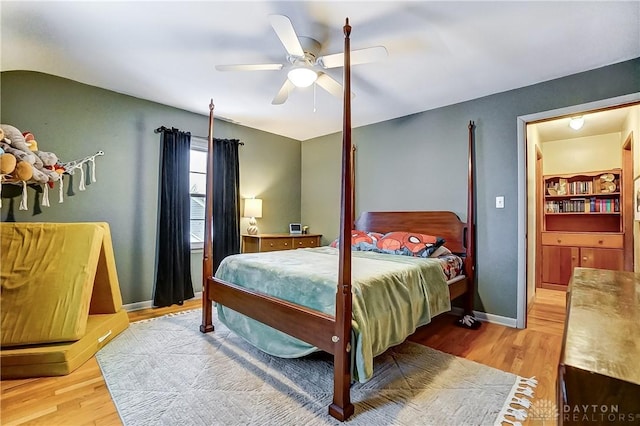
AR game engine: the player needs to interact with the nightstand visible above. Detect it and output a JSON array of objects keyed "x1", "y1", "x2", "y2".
[{"x1": 242, "y1": 233, "x2": 322, "y2": 253}]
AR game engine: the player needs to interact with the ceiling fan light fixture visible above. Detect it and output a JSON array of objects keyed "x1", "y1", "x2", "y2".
[
  {"x1": 287, "y1": 67, "x2": 317, "y2": 88},
  {"x1": 569, "y1": 116, "x2": 584, "y2": 130}
]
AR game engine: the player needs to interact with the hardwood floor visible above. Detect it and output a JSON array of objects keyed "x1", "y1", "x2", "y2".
[
  {"x1": 1, "y1": 289, "x2": 566, "y2": 425},
  {"x1": 410, "y1": 287, "x2": 566, "y2": 416}
]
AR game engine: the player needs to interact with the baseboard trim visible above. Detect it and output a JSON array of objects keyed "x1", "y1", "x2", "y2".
[
  {"x1": 450, "y1": 307, "x2": 517, "y2": 328},
  {"x1": 123, "y1": 292, "x2": 203, "y2": 312}
]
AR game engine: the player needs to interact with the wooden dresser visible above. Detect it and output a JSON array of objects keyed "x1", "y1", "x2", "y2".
[
  {"x1": 557, "y1": 268, "x2": 640, "y2": 425},
  {"x1": 241, "y1": 233, "x2": 322, "y2": 253}
]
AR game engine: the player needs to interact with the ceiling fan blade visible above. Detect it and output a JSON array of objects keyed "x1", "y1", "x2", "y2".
[
  {"x1": 272, "y1": 79, "x2": 296, "y2": 105},
  {"x1": 317, "y1": 46, "x2": 388, "y2": 69},
  {"x1": 268, "y1": 14, "x2": 305, "y2": 58},
  {"x1": 316, "y1": 72, "x2": 355, "y2": 99},
  {"x1": 215, "y1": 64, "x2": 283, "y2": 72}
]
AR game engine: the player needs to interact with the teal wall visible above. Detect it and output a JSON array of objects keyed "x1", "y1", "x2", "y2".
[
  {"x1": 3, "y1": 59, "x2": 639, "y2": 316},
  {"x1": 302, "y1": 58, "x2": 640, "y2": 319},
  {"x1": 1, "y1": 71, "x2": 301, "y2": 305}
]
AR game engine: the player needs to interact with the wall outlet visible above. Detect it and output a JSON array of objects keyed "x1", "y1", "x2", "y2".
[{"x1": 496, "y1": 196, "x2": 505, "y2": 209}]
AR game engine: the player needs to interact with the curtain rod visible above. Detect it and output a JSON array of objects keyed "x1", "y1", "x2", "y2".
[
  {"x1": 154, "y1": 126, "x2": 174, "y2": 134},
  {"x1": 190, "y1": 135, "x2": 244, "y2": 145},
  {"x1": 154, "y1": 126, "x2": 244, "y2": 145}
]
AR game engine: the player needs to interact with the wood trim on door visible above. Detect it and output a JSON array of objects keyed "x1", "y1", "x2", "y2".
[
  {"x1": 622, "y1": 131, "x2": 634, "y2": 271},
  {"x1": 535, "y1": 145, "x2": 543, "y2": 289}
]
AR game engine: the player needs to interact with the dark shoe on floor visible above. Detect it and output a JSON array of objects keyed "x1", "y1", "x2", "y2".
[{"x1": 456, "y1": 314, "x2": 482, "y2": 329}]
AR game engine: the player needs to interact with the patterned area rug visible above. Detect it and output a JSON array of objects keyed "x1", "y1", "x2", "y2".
[{"x1": 96, "y1": 309, "x2": 535, "y2": 425}]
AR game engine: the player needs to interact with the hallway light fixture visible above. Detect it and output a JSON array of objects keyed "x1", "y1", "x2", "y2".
[{"x1": 569, "y1": 116, "x2": 584, "y2": 130}]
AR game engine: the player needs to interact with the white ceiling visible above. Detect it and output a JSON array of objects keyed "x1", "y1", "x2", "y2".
[
  {"x1": 534, "y1": 106, "x2": 638, "y2": 143},
  {"x1": 1, "y1": 1, "x2": 639, "y2": 141}
]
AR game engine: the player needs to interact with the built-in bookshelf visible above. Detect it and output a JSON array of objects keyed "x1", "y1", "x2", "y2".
[
  {"x1": 543, "y1": 169, "x2": 621, "y2": 233},
  {"x1": 540, "y1": 168, "x2": 624, "y2": 290}
]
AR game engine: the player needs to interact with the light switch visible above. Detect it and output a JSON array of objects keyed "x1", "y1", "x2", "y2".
[{"x1": 496, "y1": 196, "x2": 505, "y2": 209}]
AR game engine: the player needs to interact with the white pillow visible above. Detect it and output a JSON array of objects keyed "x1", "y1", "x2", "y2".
[{"x1": 429, "y1": 245, "x2": 452, "y2": 258}]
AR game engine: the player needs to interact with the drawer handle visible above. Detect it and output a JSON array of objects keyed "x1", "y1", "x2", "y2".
[
  {"x1": 557, "y1": 239, "x2": 562, "y2": 244},
  {"x1": 583, "y1": 257, "x2": 587, "y2": 261},
  {"x1": 598, "y1": 240, "x2": 603, "y2": 245},
  {"x1": 299, "y1": 241, "x2": 303, "y2": 245},
  {"x1": 269, "y1": 243, "x2": 274, "y2": 247},
  {"x1": 284, "y1": 242, "x2": 288, "y2": 246}
]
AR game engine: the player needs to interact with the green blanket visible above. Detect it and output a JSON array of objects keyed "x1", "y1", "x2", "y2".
[{"x1": 215, "y1": 246, "x2": 451, "y2": 382}]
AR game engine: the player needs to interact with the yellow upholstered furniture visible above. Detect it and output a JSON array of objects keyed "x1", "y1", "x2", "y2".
[{"x1": 0, "y1": 222, "x2": 129, "y2": 379}]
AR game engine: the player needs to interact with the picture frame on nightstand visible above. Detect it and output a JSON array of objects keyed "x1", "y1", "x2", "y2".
[{"x1": 289, "y1": 223, "x2": 302, "y2": 234}]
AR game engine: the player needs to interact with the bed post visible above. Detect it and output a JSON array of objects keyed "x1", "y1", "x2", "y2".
[
  {"x1": 351, "y1": 145, "x2": 356, "y2": 224},
  {"x1": 464, "y1": 121, "x2": 476, "y2": 317},
  {"x1": 328, "y1": 17, "x2": 355, "y2": 422},
  {"x1": 200, "y1": 99, "x2": 215, "y2": 333}
]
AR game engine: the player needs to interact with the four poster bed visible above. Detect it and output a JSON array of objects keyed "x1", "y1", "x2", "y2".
[{"x1": 200, "y1": 19, "x2": 477, "y2": 421}]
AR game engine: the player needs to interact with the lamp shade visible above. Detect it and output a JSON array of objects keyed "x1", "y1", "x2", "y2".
[
  {"x1": 287, "y1": 67, "x2": 317, "y2": 88},
  {"x1": 243, "y1": 198, "x2": 262, "y2": 218}
]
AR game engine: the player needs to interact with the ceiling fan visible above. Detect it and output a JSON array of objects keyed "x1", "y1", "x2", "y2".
[{"x1": 215, "y1": 14, "x2": 388, "y2": 105}]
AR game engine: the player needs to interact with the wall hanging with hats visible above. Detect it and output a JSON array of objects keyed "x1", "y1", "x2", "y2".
[{"x1": 0, "y1": 123, "x2": 104, "y2": 219}]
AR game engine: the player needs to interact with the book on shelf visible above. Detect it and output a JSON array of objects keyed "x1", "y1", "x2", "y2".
[
  {"x1": 545, "y1": 197, "x2": 619, "y2": 214},
  {"x1": 567, "y1": 180, "x2": 593, "y2": 195}
]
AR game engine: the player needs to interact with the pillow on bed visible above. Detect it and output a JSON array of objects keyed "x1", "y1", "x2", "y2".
[
  {"x1": 374, "y1": 231, "x2": 445, "y2": 258},
  {"x1": 330, "y1": 230, "x2": 384, "y2": 251},
  {"x1": 429, "y1": 245, "x2": 452, "y2": 258}
]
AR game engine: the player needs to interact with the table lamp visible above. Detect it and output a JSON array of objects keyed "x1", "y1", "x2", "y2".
[{"x1": 244, "y1": 198, "x2": 262, "y2": 235}]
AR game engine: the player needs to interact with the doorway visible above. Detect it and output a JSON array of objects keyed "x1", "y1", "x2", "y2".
[{"x1": 515, "y1": 93, "x2": 640, "y2": 329}]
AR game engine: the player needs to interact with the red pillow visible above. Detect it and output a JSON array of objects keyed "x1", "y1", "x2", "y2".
[
  {"x1": 375, "y1": 231, "x2": 445, "y2": 257},
  {"x1": 330, "y1": 230, "x2": 384, "y2": 250}
]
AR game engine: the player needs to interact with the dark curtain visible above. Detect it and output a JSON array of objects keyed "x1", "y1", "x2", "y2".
[
  {"x1": 153, "y1": 128, "x2": 194, "y2": 307},
  {"x1": 212, "y1": 138, "x2": 241, "y2": 273}
]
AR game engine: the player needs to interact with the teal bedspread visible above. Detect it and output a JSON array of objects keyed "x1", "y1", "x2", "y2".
[{"x1": 215, "y1": 246, "x2": 452, "y2": 382}]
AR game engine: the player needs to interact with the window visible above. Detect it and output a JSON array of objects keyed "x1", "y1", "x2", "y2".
[{"x1": 189, "y1": 141, "x2": 207, "y2": 249}]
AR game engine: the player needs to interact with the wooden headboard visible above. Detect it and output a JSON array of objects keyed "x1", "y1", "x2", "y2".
[{"x1": 354, "y1": 211, "x2": 468, "y2": 255}]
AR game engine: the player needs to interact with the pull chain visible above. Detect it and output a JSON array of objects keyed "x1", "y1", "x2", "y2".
[{"x1": 313, "y1": 82, "x2": 317, "y2": 113}]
